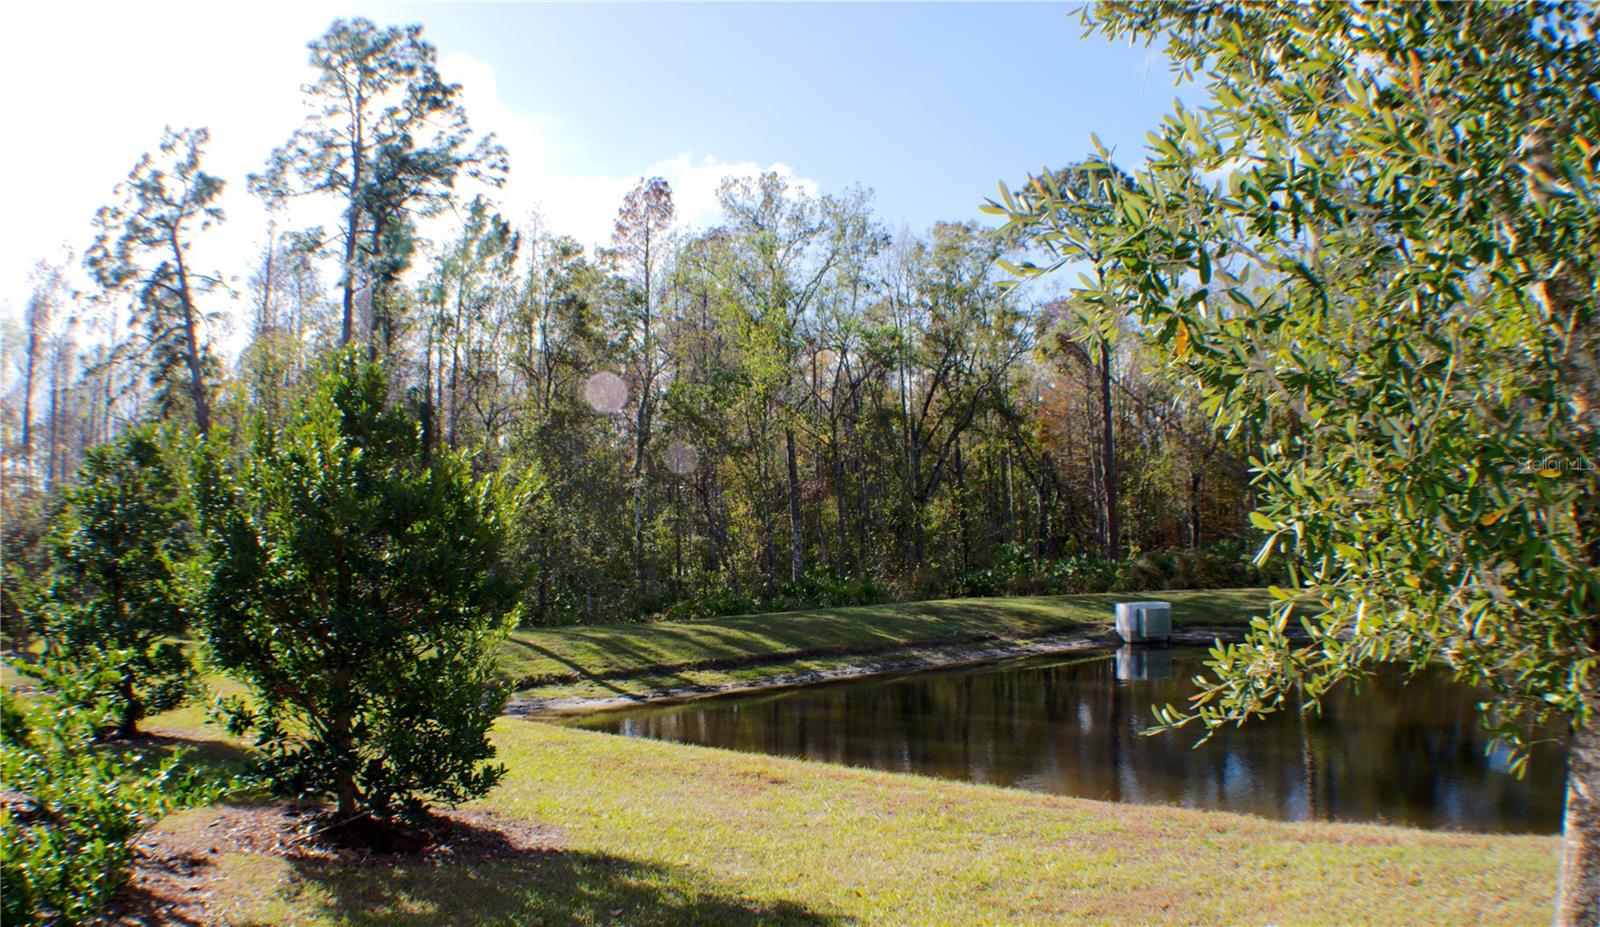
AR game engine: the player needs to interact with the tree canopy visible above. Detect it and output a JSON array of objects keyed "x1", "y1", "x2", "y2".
[
  {"x1": 989, "y1": 2, "x2": 1598, "y2": 920},
  {"x1": 251, "y1": 18, "x2": 506, "y2": 349}
]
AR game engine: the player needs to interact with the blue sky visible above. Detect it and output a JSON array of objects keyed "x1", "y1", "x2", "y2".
[
  {"x1": 405, "y1": 2, "x2": 1189, "y2": 230},
  {"x1": 0, "y1": 2, "x2": 1198, "y2": 321}
]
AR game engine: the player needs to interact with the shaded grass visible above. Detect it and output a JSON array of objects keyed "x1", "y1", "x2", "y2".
[
  {"x1": 8, "y1": 591, "x2": 1271, "y2": 710},
  {"x1": 160, "y1": 849, "x2": 844, "y2": 927},
  {"x1": 150, "y1": 718, "x2": 1557, "y2": 926},
  {"x1": 21, "y1": 589, "x2": 1552, "y2": 925},
  {"x1": 517, "y1": 636, "x2": 1109, "y2": 706},
  {"x1": 503, "y1": 588, "x2": 1270, "y2": 691}
]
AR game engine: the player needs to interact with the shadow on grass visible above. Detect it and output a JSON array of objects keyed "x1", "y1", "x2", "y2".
[
  {"x1": 260, "y1": 847, "x2": 848, "y2": 927},
  {"x1": 121, "y1": 731, "x2": 260, "y2": 785},
  {"x1": 128, "y1": 804, "x2": 849, "y2": 927},
  {"x1": 508, "y1": 589, "x2": 1274, "y2": 693},
  {"x1": 504, "y1": 636, "x2": 639, "y2": 696}
]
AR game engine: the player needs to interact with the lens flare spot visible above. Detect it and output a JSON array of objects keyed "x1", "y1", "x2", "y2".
[
  {"x1": 583, "y1": 370, "x2": 628, "y2": 414},
  {"x1": 665, "y1": 439, "x2": 700, "y2": 475}
]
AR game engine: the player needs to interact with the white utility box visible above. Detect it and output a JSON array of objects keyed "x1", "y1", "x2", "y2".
[{"x1": 1114, "y1": 600, "x2": 1172, "y2": 643}]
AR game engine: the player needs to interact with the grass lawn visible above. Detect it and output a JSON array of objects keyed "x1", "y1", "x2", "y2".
[
  {"x1": 5, "y1": 590, "x2": 1271, "y2": 708},
  {"x1": 502, "y1": 588, "x2": 1271, "y2": 695},
  {"x1": 145, "y1": 716, "x2": 1557, "y2": 926},
  {"x1": 8, "y1": 589, "x2": 1557, "y2": 924}
]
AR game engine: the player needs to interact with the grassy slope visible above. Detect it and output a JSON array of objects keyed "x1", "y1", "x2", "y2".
[
  {"x1": 5, "y1": 590, "x2": 1269, "y2": 706},
  {"x1": 11, "y1": 591, "x2": 1555, "y2": 925},
  {"x1": 154, "y1": 719, "x2": 1556, "y2": 926},
  {"x1": 502, "y1": 588, "x2": 1269, "y2": 689}
]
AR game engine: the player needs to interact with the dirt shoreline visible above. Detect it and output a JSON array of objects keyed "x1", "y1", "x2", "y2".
[{"x1": 506, "y1": 624, "x2": 1255, "y2": 719}]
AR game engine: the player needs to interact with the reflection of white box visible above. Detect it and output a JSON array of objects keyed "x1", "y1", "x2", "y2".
[
  {"x1": 1116, "y1": 644, "x2": 1174, "y2": 681},
  {"x1": 1115, "y1": 601, "x2": 1172, "y2": 642}
]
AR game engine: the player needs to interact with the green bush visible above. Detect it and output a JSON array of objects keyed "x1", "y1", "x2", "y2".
[
  {"x1": 1, "y1": 660, "x2": 216, "y2": 927},
  {"x1": 33, "y1": 425, "x2": 197, "y2": 738},
  {"x1": 943, "y1": 541, "x2": 1280, "y2": 599},
  {"x1": 653, "y1": 543, "x2": 1277, "y2": 622},
  {"x1": 198, "y1": 350, "x2": 527, "y2": 823},
  {"x1": 660, "y1": 566, "x2": 890, "y2": 621}
]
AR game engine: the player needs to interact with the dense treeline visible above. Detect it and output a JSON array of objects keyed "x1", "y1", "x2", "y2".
[
  {"x1": 14, "y1": 2, "x2": 1593, "y2": 922},
  {"x1": 1, "y1": 18, "x2": 1264, "y2": 633}
]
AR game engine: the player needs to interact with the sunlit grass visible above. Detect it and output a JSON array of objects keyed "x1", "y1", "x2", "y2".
[
  {"x1": 502, "y1": 588, "x2": 1271, "y2": 692},
  {"x1": 154, "y1": 719, "x2": 1558, "y2": 926},
  {"x1": 10, "y1": 590, "x2": 1557, "y2": 925},
  {"x1": 5, "y1": 590, "x2": 1269, "y2": 706},
  {"x1": 7, "y1": 590, "x2": 1270, "y2": 717}
]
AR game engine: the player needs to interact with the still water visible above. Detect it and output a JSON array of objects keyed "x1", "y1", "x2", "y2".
[{"x1": 567, "y1": 647, "x2": 1566, "y2": 833}]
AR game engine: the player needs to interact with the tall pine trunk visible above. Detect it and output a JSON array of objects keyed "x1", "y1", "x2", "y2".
[
  {"x1": 633, "y1": 381, "x2": 650, "y2": 597},
  {"x1": 785, "y1": 428, "x2": 803, "y2": 583},
  {"x1": 46, "y1": 356, "x2": 61, "y2": 489},
  {"x1": 1099, "y1": 337, "x2": 1118, "y2": 560},
  {"x1": 170, "y1": 232, "x2": 211, "y2": 435},
  {"x1": 21, "y1": 332, "x2": 38, "y2": 459},
  {"x1": 339, "y1": 113, "x2": 364, "y2": 346},
  {"x1": 1188, "y1": 471, "x2": 1203, "y2": 549}
]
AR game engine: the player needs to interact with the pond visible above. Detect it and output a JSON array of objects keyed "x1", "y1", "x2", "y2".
[{"x1": 565, "y1": 646, "x2": 1567, "y2": 833}]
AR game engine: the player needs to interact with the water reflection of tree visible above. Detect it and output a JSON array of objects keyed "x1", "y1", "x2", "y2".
[
  {"x1": 1295, "y1": 687, "x2": 1318, "y2": 820},
  {"x1": 1107, "y1": 656, "x2": 1124, "y2": 803},
  {"x1": 587, "y1": 653, "x2": 1565, "y2": 832}
]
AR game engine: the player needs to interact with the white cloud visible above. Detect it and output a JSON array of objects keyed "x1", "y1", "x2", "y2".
[
  {"x1": 439, "y1": 53, "x2": 819, "y2": 251},
  {"x1": 0, "y1": 2, "x2": 340, "y2": 332},
  {"x1": 0, "y1": 18, "x2": 818, "y2": 361}
]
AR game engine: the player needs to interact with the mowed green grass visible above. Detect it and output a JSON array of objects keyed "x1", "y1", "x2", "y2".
[
  {"x1": 9, "y1": 590, "x2": 1557, "y2": 925},
  {"x1": 153, "y1": 718, "x2": 1557, "y2": 926},
  {"x1": 501, "y1": 588, "x2": 1270, "y2": 689},
  {"x1": 5, "y1": 590, "x2": 1270, "y2": 705}
]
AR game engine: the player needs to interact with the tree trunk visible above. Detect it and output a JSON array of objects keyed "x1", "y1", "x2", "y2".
[
  {"x1": 857, "y1": 459, "x2": 872, "y2": 572},
  {"x1": 1035, "y1": 471, "x2": 1050, "y2": 559},
  {"x1": 169, "y1": 232, "x2": 212, "y2": 435},
  {"x1": 331, "y1": 703, "x2": 359, "y2": 818},
  {"x1": 813, "y1": 430, "x2": 830, "y2": 568},
  {"x1": 117, "y1": 672, "x2": 139, "y2": 739},
  {"x1": 335, "y1": 771, "x2": 359, "y2": 819},
  {"x1": 832, "y1": 426, "x2": 852, "y2": 574},
  {"x1": 369, "y1": 220, "x2": 389, "y2": 362},
  {"x1": 955, "y1": 439, "x2": 969, "y2": 572},
  {"x1": 908, "y1": 440, "x2": 926, "y2": 566},
  {"x1": 1003, "y1": 452, "x2": 1016, "y2": 542},
  {"x1": 21, "y1": 338, "x2": 37, "y2": 459},
  {"x1": 758, "y1": 449, "x2": 778, "y2": 595},
  {"x1": 340, "y1": 114, "x2": 364, "y2": 346},
  {"x1": 634, "y1": 480, "x2": 646, "y2": 596},
  {"x1": 1188, "y1": 471, "x2": 1203, "y2": 549},
  {"x1": 1557, "y1": 716, "x2": 1600, "y2": 927},
  {"x1": 46, "y1": 357, "x2": 61, "y2": 489},
  {"x1": 633, "y1": 390, "x2": 649, "y2": 598},
  {"x1": 1099, "y1": 337, "x2": 1119, "y2": 559},
  {"x1": 672, "y1": 479, "x2": 683, "y2": 590},
  {"x1": 258, "y1": 234, "x2": 276, "y2": 336},
  {"x1": 785, "y1": 428, "x2": 803, "y2": 583}
]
